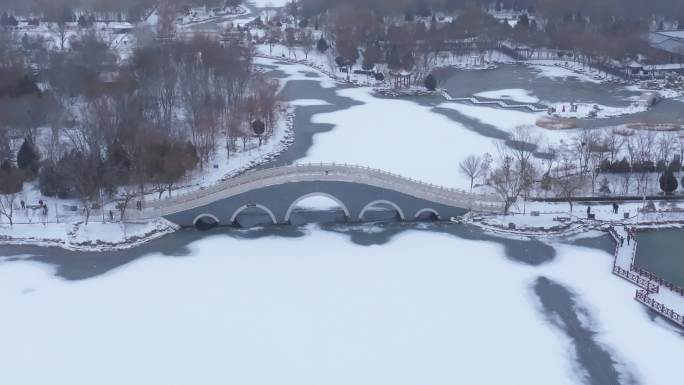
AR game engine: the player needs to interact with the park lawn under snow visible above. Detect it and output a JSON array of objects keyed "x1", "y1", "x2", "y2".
[
  {"x1": 300, "y1": 87, "x2": 497, "y2": 190},
  {"x1": 2, "y1": 228, "x2": 683, "y2": 384}
]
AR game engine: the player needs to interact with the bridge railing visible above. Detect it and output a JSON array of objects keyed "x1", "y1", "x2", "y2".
[
  {"x1": 635, "y1": 289, "x2": 684, "y2": 327},
  {"x1": 142, "y1": 163, "x2": 503, "y2": 216}
]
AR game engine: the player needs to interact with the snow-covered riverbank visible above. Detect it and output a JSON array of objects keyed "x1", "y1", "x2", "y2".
[{"x1": 0, "y1": 218, "x2": 178, "y2": 252}]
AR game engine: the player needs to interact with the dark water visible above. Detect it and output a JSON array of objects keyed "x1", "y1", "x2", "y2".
[
  {"x1": 0, "y1": 214, "x2": 561, "y2": 281},
  {"x1": 434, "y1": 64, "x2": 639, "y2": 107},
  {"x1": 635, "y1": 228, "x2": 684, "y2": 287},
  {"x1": 433, "y1": 65, "x2": 684, "y2": 129},
  {"x1": 533, "y1": 277, "x2": 639, "y2": 385}
]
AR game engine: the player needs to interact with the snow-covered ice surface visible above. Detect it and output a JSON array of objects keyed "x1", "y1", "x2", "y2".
[
  {"x1": 1, "y1": 227, "x2": 683, "y2": 384},
  {"x1": 256, "y1": 55, "x2": 338, "y2": 89},
  {"x1": 288, "y1": 99, "x2": 333, "y2": 107},
  {"x1": 250, "y1": 0, "x2": 289, "y2": 7},
  {"x1": 435, "y1": 102, "x2": 572, "y2": 143},
  {"x1": 539, "y1": 242, "x2": 684, "y2": 385},
  {"x1": 474, "y1": 88, "x2": 540, "y2": 104},
  {"x1": 529, "y1": 63, "x2": 609, "y2": 84},
  {"x1": 300, "y1": 87, "x2": 496, "y2": 189}
]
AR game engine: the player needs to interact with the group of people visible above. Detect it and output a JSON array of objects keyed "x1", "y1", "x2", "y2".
[
  {"x1": 19, "y1": 199, "x2": 48, "y2": 216},
  {"x1": 18, "y1": 198, "x2": 144, "y2": 223},
  {"x1": 617, "y1": 226, "x2": 637, "y2": 247},
  {"x1": 585, "y1": 203, "x2": 622, "y2": 219}
]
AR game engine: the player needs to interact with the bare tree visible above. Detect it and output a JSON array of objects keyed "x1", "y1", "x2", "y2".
[
  {"x1": 300, "y1": 29, "x2": 314, "y2": 60},
  {"x1": 489, "y1": 151, "x2": 524, "y2": 215},
  {"x1": 285, "y1": 27, "x2": 298, "y2": 58},
  {"x1": 116, "y1": 186, "x2": 138, "y2": 222},
  {"x1": 267, "y1": 27, "x2": 282, "y2": 55},
  {"x1": 554, "y1": 175, "x2": 584, "y2": 212},
  {"x1": 55, "y1": 21, "x2": 69, "y2": 50},
  {"x1": 459, "y1": 155, "x2": 483, "y2": 192},
  {"x1": 508, "y1": 125, "x2": 539, "y2": 178}
]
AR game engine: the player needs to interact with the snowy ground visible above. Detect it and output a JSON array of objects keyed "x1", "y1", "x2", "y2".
[
  {"x1": 0, "y1": 218, "x2": 177, "y2": 251},
  {"x1": 1, "y1": 227, "x2": 683, "y2": 384}
]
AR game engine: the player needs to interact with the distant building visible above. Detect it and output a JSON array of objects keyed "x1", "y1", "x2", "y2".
[{"x1": 646, "y1": 30, "x2": 684, "y2": 64}]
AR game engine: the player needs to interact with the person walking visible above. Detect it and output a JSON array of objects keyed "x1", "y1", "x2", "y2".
[
  {"x1": 587, "y1": 206, "x2": 591, "y2": 218},
  {"x1": 109, "y1": 210, "x2": 114, "y2": 221},
  {"x1": 20, "y1": 200, "x2": 25, "y2": 210},
  {"x1": 620, "y1": 237, "x2": 624, "y2": 247}
]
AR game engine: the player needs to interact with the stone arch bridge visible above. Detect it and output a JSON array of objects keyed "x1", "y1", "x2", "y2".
[{"x1": 140, "y1": 163, "x2": 503, "y2": 227}]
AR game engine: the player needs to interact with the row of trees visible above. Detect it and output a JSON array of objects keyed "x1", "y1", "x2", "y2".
[
  {"x1": 281, "y1": 0, "x2": 684, "y2": 82},
  {"x1": 0, "y1": 18, "x2": 281, "y2": 224},
  {"x1": 461, "y1": 126, "x2": 684, "y2": 214}
]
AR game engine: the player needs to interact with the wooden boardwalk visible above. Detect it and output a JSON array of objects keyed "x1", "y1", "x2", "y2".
[{"x1": 609, "y1": 227, "x2": 684, "y2": 328}]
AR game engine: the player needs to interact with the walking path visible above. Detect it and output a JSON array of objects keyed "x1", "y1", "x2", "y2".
[
  {"x1": 609, "y1": 226, "x2": 684, "y2": 327},
  {"x1": 440, "y1": 90, "x2": 548, "y2": 112}
]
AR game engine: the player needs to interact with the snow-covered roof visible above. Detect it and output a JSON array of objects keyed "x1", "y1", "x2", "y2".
[
  {"x1": 647, "y1": 31, "x2": 684, "y2": 56},
  {"x1": 643, "y1": 63, "x2": 684, "y2": 71},
  {"x1": 658, "y1": 30, "x2": 684, "y2": 39}
]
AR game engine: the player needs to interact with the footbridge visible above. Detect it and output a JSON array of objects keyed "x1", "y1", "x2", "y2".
[{"x1": 141, "y1": 163, "x2": 503, "y2": 227}]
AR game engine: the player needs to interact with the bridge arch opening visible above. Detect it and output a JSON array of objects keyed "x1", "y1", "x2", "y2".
[
  {"x1": 285, "y1": 192, "x2": 350, "y2": 225},
  {"x1": 414, "y1": 208, "x2": 441, "y2": 221},
  {"x1": 358, "y1": 200, "x2": 405, "y2": 222},
  {"x1": 193, "y1": 214, "x2": 220, "y2": 230},
  {"x1": 230, "y1": 204, "x2": 278, "y2": 228}
]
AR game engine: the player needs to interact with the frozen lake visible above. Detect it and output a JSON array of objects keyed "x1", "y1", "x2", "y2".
[{"x1": 1, "y1": 222, "x2": 683, "y2": 385}]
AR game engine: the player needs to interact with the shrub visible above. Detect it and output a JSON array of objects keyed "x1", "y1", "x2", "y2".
[
  {"x1": 660, "y1": 171, "x2": 678, "y2": 194},
  {"x1": 424, "y1": 74, "x2": 437, "y2": 91}
]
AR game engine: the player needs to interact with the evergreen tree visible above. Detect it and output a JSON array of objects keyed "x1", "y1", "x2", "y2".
[
  {"x1": 316, "y1": 37, "x2": 328, "y2": 53},
  {"x1": 252, "y1": 119, "x2": 265, "y2": 146},
  {"x1": 540, "y1": 172, "x2": 553, "y2": 195},
  {"x1": 16, "y1": 138, "x2": 40, "y2": 176},
  {"x1": 424, "y1": 74, "x2": 437, "y2": 91},
  {"x1": 660, "y1": 171, "x2": 678, "y2": 194}
]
